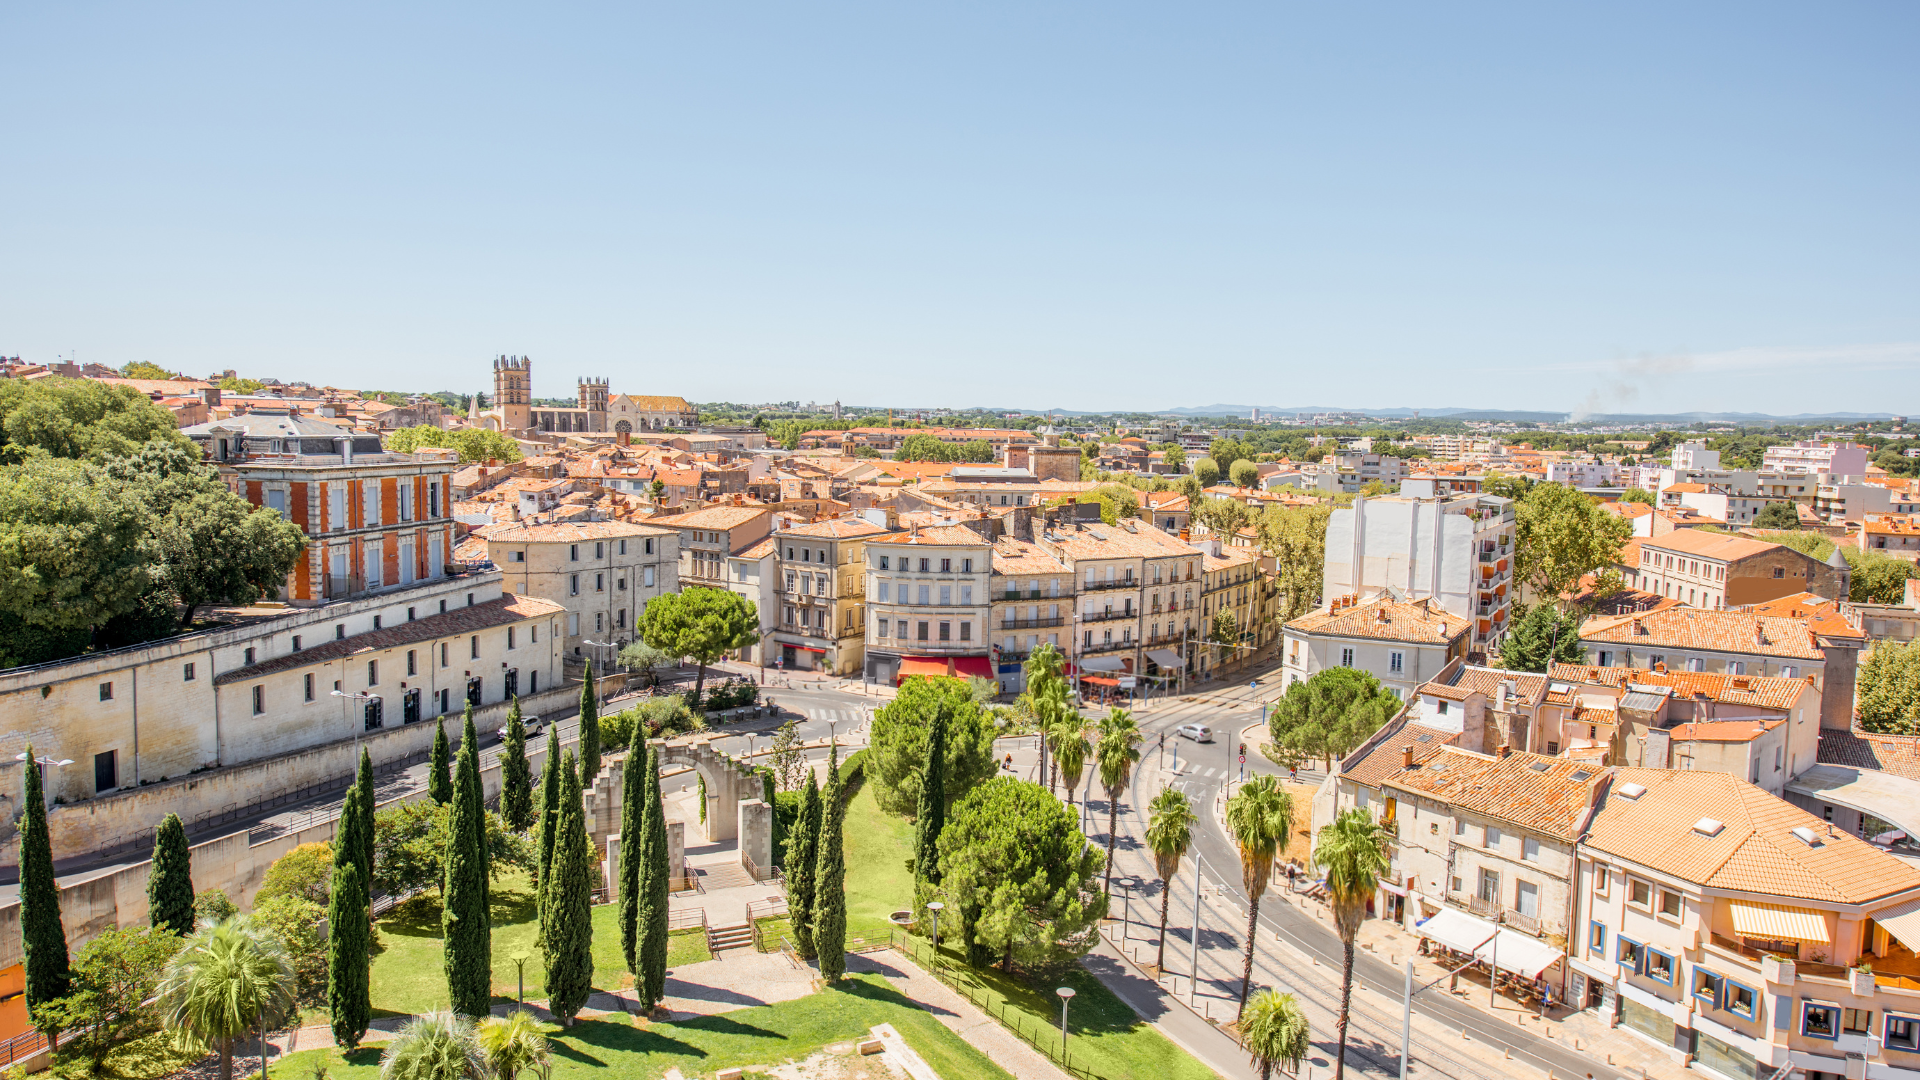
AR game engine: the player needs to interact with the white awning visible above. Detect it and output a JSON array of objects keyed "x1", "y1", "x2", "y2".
[
  {"x1": 1414, "y1": 907, "x2": 1498, "y2": 956},
  {"x1": 1147, "y1": 649, "x2": 1186, "y2": 670},
  {"x1": 1873, "y1": 896, "x2": 1920, "y2": 954},
  {"x1": 1080, "y1": 656, "x2": 1127, "y2": 673},
  {"x1": 1476, "y1": 929, "x2": 1562, "y2": 979}
]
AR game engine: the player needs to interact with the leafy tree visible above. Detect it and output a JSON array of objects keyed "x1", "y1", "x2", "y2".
[
  {"x1": 937, "y1": 777, "x2": 1106, "y2": 973},
  {"x1": 868, "y1": 676, "x2": 998, "y2": 816},
  {"x1": 156, "y1": 918, "x2": 296, "y2": 1080},
  {"x1": 1263, "y1": 668, "x2": 1400, "y2": 772},
  {"x1": 430, "y1": 717, "x2": 453, "y2": 804},
  {"x1": 1499, "y1": 603, "x2": 1585, "y2": 672},
  {"x1": 895, "y1": 432, "x2": 954, "y2": 462},
  {"x1": 1094, "y1": 709, "x2": 1142, "y2": 895},
  {"x1": 257, "y1": 841, "x2": 334, "y2": 906},
  {"x1": 218, "y1": 375, "x2": 265, "y2": 393},
  {"x1": 194, "y1": 890, "x2": 237, "y2": 924},
  {"x1": 617, "y1": 641, "x2": 675, "y2": 680},
  {"x1": 1225, "y1": 776, "x2": 1293, "y2": 1019},
  {"x1": 914, "y1": 713, "x2": 948, "y2": 888},
  {"x1": 1754, "y1": 501, "x2": 1801, "y2": 530},
  {"x1": 1755, "y1": 531, "x2": 1919, "y2": 604},
  {"x1": 33, "y1": 925, "x2": 181, "y2": 1068},
  {"x1": 1146, "y1": 787, "x2": 1196, "y2": 972},
  {"x1": 1513, "y1": 482, "x2": 1629, "y2": 606},
  {"x1": 635, "y1": 587, "x2": 760, "y2": 707},
  {"x1": 1618, "y1": 487, "x2": 1655, "y2": 505},
  {"x1": 145, "y1": 483, "x2": 308, "y2": 627},
  {"x1": 377, "y1": 1011, "x2": 488, "y2": 1080},
  {"x1": 636, "y1": 747, "x2": 670, "y2": 1011},
  {"x1": 1486, "y1": 475, "x2": 1534, "y2": 502},
  {"x1": 1050, "y1": 714, "x2": 1090, "y2": 804},
  {"x1": 1316, "y1": 808, "x2": 1393, "y2": 1080},
  {"x1": 386, "y1": 425, "x2": 523, "y2": 465},
  {"x1": 786, "y1": 773, "x2": 823, "y2": 959},
  {"x1": 372, "y1": 802, "x2": 530, "y2": 899},
  {"x1": 443, "y1": 711, "x2": 492, "y2": 1017},
  {"x1": 119, "y1": 360, "x2": 180, "y2": 379},
  {"x1": 351, "y1": 748, "x2": 376, "y2": 887},
  {"x1": 500, "y1": 700, "x2": 533, "y2": 832},
  {"x1": 1210, "y1": 438, "x2": 1254, "y2": 477},
  {"x1": 0, "y1": 377, "x2": 189, "y2": 464},
  {"x1": 327, "y1": 853, "x2": 372, "y2": 1048},
  {"x1": 955, "y1": 439, "x2": 996, "y2": 463},
  {"x1": 19, "y1": 745, "x2": 72, "y2": 1023},
  {"x1": 254, "y1": 894, "x2": 328, "y2": 1007},
  {"x1": 1229, "y1": 460, "x2": 1260, "y2": 489},
  {"x1": 1258, "y1": 503, "x2": 1334, "y2": 620},
  {"x1": 475, "y1": 1011, "x2": 552, "y2": 1080},
  {"x1": 812, "y1": 753, "x2": 848, "y2": 982},
  {"x1": 542, "y1": 754, "x2": 595, "y2": 1025},
  {"x1": 1191, "y1": 493, "x2": 1253, "y2": 540},
  {"x1": 768, "y1": 716, "x2": 808, "y2": 792},
  {"x1": 0, "y1": 457, "x2": 151, "y2": 665},
  {"x1": 148, "y1": 813, "x2": 196, "y2": 937},
  {"x1": 1194, "y1": 458, "x2": 1221, "y2": 488},
  {"x1": 578, "y1": 660, "x2": 602, "y2": 783},
  {"x1": 1860, "y1": 641, "x2": 1920, "y2": 735},
  {"x1": 1241, "y1": 990, "x2": 1311, "y2": 1080}
]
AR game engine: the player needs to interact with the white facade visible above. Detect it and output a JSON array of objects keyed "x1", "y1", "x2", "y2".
[{"x1": 1322, "y1": 493, "x2": 1516, "y2": 651}]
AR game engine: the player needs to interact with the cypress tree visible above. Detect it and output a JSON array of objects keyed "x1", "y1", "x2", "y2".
[
  {"x1": 429, "y1": 716, "x2": 453, "y2": 804},
  {"x1": 147, "y1": 812, "x2": 195, "y2": 936},
  {"x1": 914, "y1": 713, "x2": 947, "y2": 886},
  {"x1": 637, "y1": 746, "x2": 670, "y2": 1010},
  {"x1": 18, "y1": 745, "x2": 71, "y2": 1015},
  {"x1": 326, "y1": 860, "x2": 371, "y2": 1048},
  {"x1": 618, "y1": 744, "x2": 646, "y2": 974},
  {"x1": 785, "y1": 773, "x2": 822, "y2": 959},
  {"x1": 543, "y1": 753, "x2": 595, "y2": 1026},
  {"x1": 443, "y1": 709, "x2": 492, "y2": 1017},
  {"x1": 814, "y1": 753, "x2": 848, "y2": 982},
  {"x1": 536, "y1": 727, "x2": 562, "y2": 894},
  {"x1": 578, "y1": 658, "x2": 601, "y2": 783},
  {"x1": 353, "y1": 747, "x2": 375, "y2": 892},
  {"x1": 500, "y1": 697, "x2": 534, "y2": 832}
]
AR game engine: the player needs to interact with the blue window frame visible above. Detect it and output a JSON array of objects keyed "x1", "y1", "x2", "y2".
[
  {"x1": 1693, "y1": 968, "x2": 1725, "y2": 1008},
  {"x1": 1804, "y1": 1002, "x2": 1839, "y2": 1040},
  {"x1": 1885, "y1": 1013, "x2": 1920, "y2": 1051},
  {"x1": 1644, "y1": 947, "x2": 1676, "y2": 985},
  {"x1": 1725, "y1": 980, "x2": 1759, "y2": 1021},
  {"x1": 1617, "y1": 935, "x2": 1645, "y2": 972},
  {"x1": 1589, "y1": 921, "x2": 1607, "y2": 955}
]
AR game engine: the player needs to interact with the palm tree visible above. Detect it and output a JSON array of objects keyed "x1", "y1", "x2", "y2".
[
  {"x1": 1223, "y1": 774, "x2": 1293, "y2": 1021},
  {"x1": 157, "y1": 918, "x2": 298, "y2": 1080},
  {"x1": 1031, "y1": 679, "x2": 1072, "y2": 792},
  {"x1": 1052, "y1": 717, "x2": 1090, "y2": 807},
  {"x1": 475, "y1": 1011, "x2": 552, "y2": 1080},
  {"x1": 1240, "y1": 990, "x2": 1311, "y2": 1080},
  {"x1": 1314, "y1": 807, "x2": 1393, "y2": 1080},
  {"x1": 1145, "y1": 786, "x2": 1197, "y2": 973},
  {"x1": 379, "y1": 1012, "x2": 488, "y2": 1080},
  {"x1": 1095, "y1": 708, "x2": 1143, "y2": 895}
]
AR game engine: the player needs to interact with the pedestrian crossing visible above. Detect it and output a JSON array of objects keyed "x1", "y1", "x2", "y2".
[{"x1": 800, "y1": 707, "x2": 871, "y2": 726}]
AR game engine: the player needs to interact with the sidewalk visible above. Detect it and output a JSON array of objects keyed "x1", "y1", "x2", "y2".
[{"x1": 849, "y1": 949, "x2": 1074, "y2": 1080}]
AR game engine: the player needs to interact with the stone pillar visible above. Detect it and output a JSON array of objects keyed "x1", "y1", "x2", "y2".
[
  {"x1": 738, "y1": 799, "x2": 773, "y2": 881},
  {"x1": 605, "y1": 833, "x2": 621, "y2": 902},
  {"x1": 666, "y1": 820, "x2": 685, "y2": 891}
]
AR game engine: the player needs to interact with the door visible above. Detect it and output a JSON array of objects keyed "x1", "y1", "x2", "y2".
[
  {"x1": 403, "y1": 689, "x2": 421, "y2": 724},
  {"x1": 1479, "y1": 869, "x2": 1500, "y2": 904},
  {"x1": 1515, "y1": 880, "x2": 1539, "y2": 919},
  {"x1": 467, "y1": 677, "x2": 483, "y2": 707},
  {"x1": 94, "y1": 750, "x2": 117, "y2": 793},
  {"x1": 364, "y1": 698, "x2": 384, "y2": 730},
  {"x1": 504, "y1": 668, "x2": 519, "y2": 699}
]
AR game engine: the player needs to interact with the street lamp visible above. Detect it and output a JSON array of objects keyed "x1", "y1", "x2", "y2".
[
  {"x1": 331, "y1": 689, "x2": 382, "y2": 740},
  {"x1": 13, "y1": 753, "x2": 72, "y2": 810},
  {"x1": 1055, "y1": 986, "x2": 1075, "y2": 1059},
  {"x1": 583, "y1": 639, "x2": 619, "y2": 708},
  {"x1": 926, "y1": 900, "x2": 944, "y2": 953},
  {"x1": 510, "y1": 950, "x2": 531, "y2": 1004}
]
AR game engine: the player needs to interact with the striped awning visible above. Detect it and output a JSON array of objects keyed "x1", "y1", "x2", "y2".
[
  {"x1": 1870, "y1": 896, "x2": 1920, "y2": 953},
  {"x1": 1728, "y1": 900, "x2": 1831, "y2": 944}
]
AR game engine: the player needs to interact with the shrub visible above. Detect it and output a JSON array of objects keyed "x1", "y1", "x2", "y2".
[
  {"x1": 256, "y1": 842, "x2": 332, "y2": 906},
  {"x1": 252, "y1": 895, "x2": 328, "y2": 1006},
  {"x1": 193, "y1": 889, "x2": 237, "y2": 924}
]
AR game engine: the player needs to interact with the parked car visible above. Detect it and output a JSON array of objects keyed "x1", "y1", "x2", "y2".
[
  {"x1": 495, "y1": 713, "x2": 545, "y2": 742},
  {"x1": 1175, "y1": 723, "x2": 1212, "y2": 743}
]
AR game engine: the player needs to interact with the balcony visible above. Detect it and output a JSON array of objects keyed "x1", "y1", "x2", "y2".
[
  {"x1": 1081, "y1": 637, "x2": 1137, "y2": 655},
  {"x1": 998, "y1": 616, "x2": 1065, "y2": 630},
  {"x1": 1081, "y1": 608, "x2": 1137, "y2": 624},
  {"x1": 1081, "y1": 578, "x2": 1140, "y2": 593},
  {"x1": 1002, "y1": 589, "x2": 1055, "y2": 602},
  {"x1": 878, "y1": 639, "x2": 987, "y2": 655},
  {"x1": 324, "y1": 573, "x2": 367, "y2": 600}
]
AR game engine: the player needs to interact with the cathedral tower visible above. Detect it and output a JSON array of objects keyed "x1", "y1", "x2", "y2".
[
  {"x1": 578, "y1": 377, "x2": 610, "y2": 433},
  {"x1": 493, "y1": 355, "x2": 532, "y2": 431}
]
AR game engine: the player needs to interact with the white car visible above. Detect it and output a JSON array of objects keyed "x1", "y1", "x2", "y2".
[
  {"x1": 1175, "y1": 723, "x2": 1213, "y2": 743},
  {"x1": 496, "y1": 714, "x2": 545, "y2": 742}
]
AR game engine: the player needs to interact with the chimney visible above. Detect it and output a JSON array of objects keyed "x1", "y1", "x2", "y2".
[
  {"x1": 1401, "y1": 746, "x2": 1415, "y2": 769},
  {"x1": 1496, "y1": 744, "x2": 1512, "y2": 760}
]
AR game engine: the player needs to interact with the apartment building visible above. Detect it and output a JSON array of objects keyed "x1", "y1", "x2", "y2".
[
  {"x1": 476, "y1": 519, "x2": 678, "y2": 656},
  {"x1": 1762, "y1": 441, "x2": 1871, "y2": 476},
  {"x1": 1404, "y1": 662, "x2": 1565, "y2": 755},
  {"x1": 770, "y1": 516, "x2": 893, "y2": 676},
  {"x1": 1196, "y1": 539, "x2": 1270, "y2": 679},
  {"x1": 862, "y1": 523, "x2": 995, "y2": 685},
  {"x1": 186, "y1": 411, "x2": 459, "y2": 605},
  {"x1": 1321, "y1": 487, "x2": 1517, "y2": 654},
  {"x1": 726, "y1": 537, "x2": 780, "y2": 666},
  {"x1": 661, "y1": 505, "x2": 774, "y2": 590},
  {"x1": 1578, "y1": 607, "x2": 1865, "y2": 729},
  {"x1": 1628, "y1": 531, "x2": 1850, "y2": 609},
  {"x1": 1034, "y1": 517, "x2": 1203, "y2": 687},
  {"x1": 1571, "y1": 769, "x2": 1920, "y2": 1080},
  {"x1": 1282, "y1": 596, "x2": 1472, "y2": 699},
  {"x1": 1313, "y1": 451, "x2": 1406, "y2": 493},
  {"x1": 1861, "y1": 515, "x2": 1920, "y2": 555},
  {"x1": 1815, "y1": 480, "x2": 1920, "y2": 523},
  {"x1": 988, "y1": 536, "x2": 1070, "y2": 692}
]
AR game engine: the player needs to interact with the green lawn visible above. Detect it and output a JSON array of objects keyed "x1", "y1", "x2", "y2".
[
  {"x1": 367, "y1": 872, "x2": 708, "y2": 1015},
  {"x1": 278, "y1": 973, "x2": 1011, "y2": 1080},
  {"x1": 844, "y1": 777, "x2": 1214, "y2": 1080}
]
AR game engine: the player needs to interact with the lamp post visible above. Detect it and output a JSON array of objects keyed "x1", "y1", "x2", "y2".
[
  {"x1": 1055, "y1": 986, "x2": 1075, "y2": 1059},
  {"x1": 330, "y1": 690, "x2": 382, "y2": 751},
  {"x1": 926, "y1": 900, "x2": 944, "y2": 954},
  {"x1": 510, "y1": 950, "x2": 531, "y2": 1005},
  {"x1": 13, "y1": 753, "x2": 73, "y2": 810},
  {"x1": 582, "y1": 639, "x2": 619, "y2": 709}
]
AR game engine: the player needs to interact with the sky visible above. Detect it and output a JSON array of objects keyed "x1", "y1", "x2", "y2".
[{"x1": 3, "y1": 3, "x2": 1916, "y2": 417}]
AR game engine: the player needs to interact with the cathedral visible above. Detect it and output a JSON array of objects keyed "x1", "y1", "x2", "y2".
[{"x1": 472, "y1": 355, "x2": 698, "y2": 436}]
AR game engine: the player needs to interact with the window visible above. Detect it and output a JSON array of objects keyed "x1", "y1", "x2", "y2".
[
  {"x1": 1658, "y1": 890, "x2": 1681, "y2": 918},
  {"x1": 1844, "y1": 1008, "x2": 1874, "y2": 1036},
  {"x1": 1694, "y1": 969, "x2": 1725, "y2": 1007},
  {"x1": 595, "y1": 542, "x2": 604, "y2": 559},
  {"x1": 470, "y1": 635, "x2": 479, "y2": 659},
  {"x1": 919, "y1": 559, "x2": 930, "y2": 572},
  {"x1": 879, "y1": 556, "x2": 890, "y2": 570},
  {"x1": 959, "y1": 584, "x2": 972, "y2": 604},
  {"x1": 440, "y1": 642, "x2": 449, "y2": 667},
  {"x1": 959, "y1": 621, "x2": 971, "y2": 641},
  {"x1": 1486, "y1": 826, "x2": 1502, "y2": 849},
  {"x1": 877, "y1": 618, "x2": 889, "y2": 638},
  {"x1": 1592, "y1": 864, "x2": 1608, "y2": 896},
  {"x1": 1886, "y1": 1014, "x2": 1920, "y2": 1051},
  {"x1": 1589, "y1": 921, "x2": 1607, "y2": 954},
  {"x1": 1515, "y1": 880, "x2": 1539, "y2": 918},
  {"x1": 183, "y1": 662, "x2": 196, "y2": 681},
  {"x1": 940, "y1": 558, "x2": 951, "y2": 572},
  {"x1": 896, "y1": 620, "x2": 907, "y2": 639},
  {"x1": 595, "y1": 612, "x2": 604, "y2": 632},
  {"x1": 1437, "y1": 700, "x2": 1449, "y2": 715},
  {"x1": 1773, "y1": 566, "x2": 1785, "y2": 579},
  {"x1": 1341, "y1": 647, "x2": 1354, "y2": 667},
  {"x1": 1804, "y1": 1003, "x2": 1839, "y2": 1039},
  {"x1": 252, "y1": 685, "x2": 265, "y2": 715},
  {"x1": 570, "y1": 544, "x2": 580, "y2": 561},
  {"x1": 940, "y1": 585, "x2": 952, "y2": 605},
  {"x1": 619, "y1": 539, "x2": 627, "y2": 555},
  {"x1": 304, "y1": 673, "x2": 315, "y2": 701},
  {"x1": 1454, "y1": 819, "x2": 1468, "y2": 836},
  {"x1": 938, "y1": 621, "x2": 951, "y2": 641},
  {"x1": 1629, "y1": 879, "x2": 1652, "y2": 908},
  {"x1": 367, "y1": 660, "x2": 379, "y2": 686},
  {"x1": 1725, "y1": 981, "x2": 1758, "y2": 1021},
  {"x1": 1522, "y1": 837, "x2": 1540, "y2": 862},
  {"x1": 1644, "y1": 948, "x2": 1675, "y2": 984},
  {"x1": 1389, "y1": 651, "x2": 1403, "y2": 673},
  {"x1": 1617, "y1": 936, "x2": 1644, "y2": 971},
  {"x1": 570, "y1": 574, "x2": 580, "y2": 596},
  {"x1": 99, "y1": 681, "x2": 113, "y2": 701},
  {"x1": 917, "y1": 621, "x2": 929, "y2": 641},
  {"x1": 292, "y1": 635, "x2": 302, "y2": 651},
  {"x1": 595, "y1": 573, "x2": 604, "y2": 592}
]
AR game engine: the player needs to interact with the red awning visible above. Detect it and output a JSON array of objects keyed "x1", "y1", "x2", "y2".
[
  {"x1": 896, "y1": 655, "x2": 996, "y2": 682},
  {"x1": 788, "y1": 645, "x2": 827, "y2": 654},
  {"x1": 1081, "y1": 676, "x2": 1121, "y2": 687}
]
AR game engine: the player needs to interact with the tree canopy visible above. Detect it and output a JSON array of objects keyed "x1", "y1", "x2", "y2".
[
  {"x1": 1512, "y1": 482, "x2": 1629, "y2": 606},
  {"x1": 1618, "y1": 487, "x2": 1655, "y2": 505},
  {"x1": 1753, "y1": 501, "x2": 1801, "y2": 530},
  {"x1": 1499, "y1": 603, "x2": 1584, "y2": 672},
  {"x1": 635, "y1": 587, "x2": 760, "y2": 704},
  {"x1": 1229, "y1": 460, "x2": 1260, "y2": 489},
  {"x1": 1257, "y1": 503, "x2": 1334, "y2": 620},
  {"x1": 385, "y1": 425, "x2": 524, "y2": 464},
  {"x1": 868, "y1": 675, "x2": 999, "y2": 817},
  {"x1": 894, "y1": 433, "x2": 996, "y2": 463},
  {"x1": 1263, "y1": 667, "x2": 1400, "y2": 770},
  {"x1": 1860, "y1": 641, "x2": 1920, "y2": 735},
  {"x1": 937, "y1": 777, "x2": 1106, "y2": 973},
  {"x1": 0, "y1": 377, "x2": 189, "y2": 465}
]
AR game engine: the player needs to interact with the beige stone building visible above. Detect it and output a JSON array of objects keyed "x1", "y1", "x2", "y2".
[
  {"x1": 1282, "y1": 596, "x2": 1473, "y2": 699},
  {"x1": 1625, "y1": 531, "x2": 1850, "y2": 609},
  {"x1": 1196, "y1": 539, "x2": 1272, "y2": 680},
  {"x1": 988, "y1": 536, "x2": 1071, "y2": 691},
  {"x1": 769, "y1": 517, "x2": 895, "y2": 675},
  {"x1": 863, "y1": 523, "x2": 996, "y2": 685},
  {"x1": 660, "y1": 505, "x2": 775, "y2": 592},
  {"x1": 1033, "y1": 518, "x2": 1202, "y2": 689},
  {"x1": 475, "y1": 519, "x2": 679, "y2": 658}
]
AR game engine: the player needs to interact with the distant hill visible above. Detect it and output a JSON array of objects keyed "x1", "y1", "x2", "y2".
[{"x1": 1153, "y1": 404, "x2": 1905, "y2": 424}]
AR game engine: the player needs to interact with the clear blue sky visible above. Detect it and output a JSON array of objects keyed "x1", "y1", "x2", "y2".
[{"x1": 4, "y1": 3, "x2": 1915, "y2": 416}]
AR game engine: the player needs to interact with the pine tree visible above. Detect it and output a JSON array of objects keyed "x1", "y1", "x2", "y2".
[
  {"x1": 618, "y1": 744, "x2": 646, "y2": 974},
  {"x1": 500, "y1": 697, "x2": 534, "y2": 832},
  {"x1": 578, "y1": 658, "x2": 601, "y2": 784},
  {"x1": 637, "y1": 746, "x2": 670, "y2": 1010},
  {"x1": 326, "y1": 859, "x2": 371, "y2": 1048},
  {"x1": 785, "y1": 773, "x2": 822, "y2": 959},
  {"x1": 914, "y1": 713, "x2": 947, "y2": 886},
  {"x1": 543, "y1": 753, "x2": 595, "y2": 1026},
  {"x1": 813, "y1": 755, "x2": 848, "y2": 982},
  {"x1": 147, "y1": 812, "x2": 195, "y2": 936},
  {"x1": 443, "y1": 709, "x2": 492, "y2": 1017},
  {"x1": 429, "y1": 716, "x2": 453, "y2": 804},
  {"x1": 18, "y1": 745, "x2": 71, "y2": 1017}
]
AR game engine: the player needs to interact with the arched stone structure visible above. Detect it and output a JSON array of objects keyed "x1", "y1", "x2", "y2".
[{"x1": 652, "y1": 736, "x2": 765, "y2": 844}]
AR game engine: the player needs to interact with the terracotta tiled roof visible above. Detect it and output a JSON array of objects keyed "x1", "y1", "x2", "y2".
[
  {"x1": 1668, "y1": 719, "x2": 1782, "y2": 743},
  {"x1": 1663, "y1": 483, "x2": 1710, "y2": 494},
  {"x1": 214, "y1": 594, "x2": 565, "y2": 686},
  {"x1": 1046, "y1": 521, "x2": 1200, "y2": 561},
  {"x1": 1817, "y1": 729, "x2": 1920, "y2": 781},
  {"x1": 776, "y1": 517, "x2": 893, "y2": 540},
  {"x1": 659, "y1": 505, "x2": 772, "y2": 532},
  {"x1": 1579, "y1": 608, "x2": 1833, "y2": 660},
  {"x1": 1746, "y1": 592, "x2": 1843, "y2": 620},
  {"x1": 734, "y1": 537, "x2": 778, "y2": 560},
  {"x1": 1641, "y1": 530, "x2": 1783, "y2": 563},
  {"x1": 1547, "y1": 663, "x2": 1813, "y2": 711},
  {"x1": 990, "y1": 537, "x2": 1067, "y2": 576},
  {"x1": 1383, "y1": 747, "x2": 1608, "y2": 839},
  {"x1": 477, "y1": 519, "x2": 672, "y2": 543},
  {"x1": 1603, "y1": 502, "x2": 1654, "y2": 519},
  {"x1": 1340, "y1": 721, "x2": 1457, "y2": 787},
  {"x1": 1428, "y1": 664, "x2": 1549, "y2": 704},
  {"x1": 1287, "y1": 597, "x2": 1472, "y2": 645},
  {"x1": 1584, "y1": 768, "x2": 1920, "y2": 904},
  {"x1": 870, "y1": 524, "x2": 992, "y2": 548},
  {"x1": 615, "y1": 394, "x2": 693, "y2": 412}
]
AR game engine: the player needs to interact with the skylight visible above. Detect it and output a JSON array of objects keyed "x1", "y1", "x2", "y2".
[
  {"x1": 1572, "y1": 770, "x2": 1593, "y2": 782},
  {"x1": 1617, "y1": 782, "x2": 1647, "y2": 800},
  {"x1": 1693, "y1": 818, "x2": 1725, "y2": 837},
  {"x1": 1528, "y1": 761, "x2": 1551, "y2": 773},
  {"x1": 1791, "y1": 826, "x2": 1821, "y2": 847}
]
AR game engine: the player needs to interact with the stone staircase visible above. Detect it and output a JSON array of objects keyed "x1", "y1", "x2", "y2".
[
  {"x1": 698, "y1": 862, "x2": 754, "y2": 890},
  {"x1": 706, "y1": 922, "x2": 754, "y2": 952}
]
